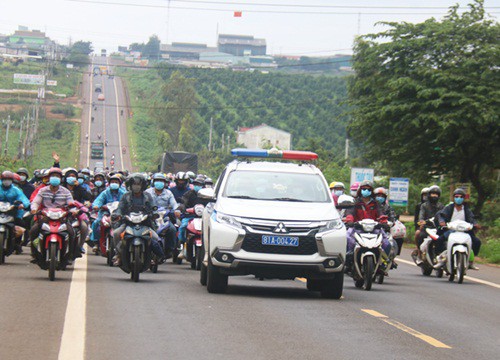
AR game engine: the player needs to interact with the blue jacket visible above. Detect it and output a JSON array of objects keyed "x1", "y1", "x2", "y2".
[
  {"x1": 92, "y1": 187, "x2": 126, "y2": 209},
  {"x1": 0, "y1": 185, "x2": 30, "y2": 218}
]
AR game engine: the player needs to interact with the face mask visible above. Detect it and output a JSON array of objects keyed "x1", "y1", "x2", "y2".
[
  {"x1": 334, "y1": 190, "x2": 343, "y2": 197},
  {"x1": 376, "y1": 196, "x2": 386, "y2": 204},
  {"x1": 154, "y1": 181, "x2": 165, "y2": 190},
  {"x1": 66, "y1": 177, "x2": 77, "y2": 185},
  {"x1": 422, "y1": 195, "x2": 428, "y2": 202},
  {"x1": 19, "y1": 175, "x2": 27, "y2": 182},
  {"x1": 350, "y1": 190, "x2": 357, "y2": 197},
  {"x1": 84, "y1": 175, "x2": 89, "y2": 181},
  {"x1": 2, "y1": 179, "x2": 13, "y2": 187},
  {"x1": 49, "y1": 177, "x2": 61, "y2": 187},
  {"x1": 176, "y1": 182, "x2": 186, "y2": 190},
  {"x1": 194, "y1": 185, "x2": 202, "y2": 192},
  {"x1": 361, "y1": 189, "x2": 372, "y2": 198},
  {"x1": 429, "y1": 195, "x2": 439, "y2": 203},
  {"x1": 95, "y1": 180, "x2": 103, "y2": 187},
  {"x1": 78, "y1": 178, "x2": 84, "y2": 185},
  {"x1": 131, "y1": 184, "x2": 142, "y2": 193},
  {"x1": 454, "y1": 197, "x2": 464, "y2": 205},
  {"x1": 110, "y1": 183, "x2": 120, "y2": 190}
]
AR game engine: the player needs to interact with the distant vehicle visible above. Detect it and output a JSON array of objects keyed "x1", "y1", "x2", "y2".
[
  {"x1": 95, "y1": 161, "x2": 104, "y2": 169},
  {"x1": 91, "y1": 142, "x2": 104, "y2": 159},
  {"x1": 95, "y1": 84, "x2": 102, "y2": 93},
  {"x1": 101, "y1": 49, "x2": 107, "y2": 57},
  {"x1": 98, "y1": 94, "x2": 105, "y2": 101}
]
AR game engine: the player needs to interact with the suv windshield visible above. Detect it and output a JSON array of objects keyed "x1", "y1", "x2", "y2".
[{"x1": 223, "y1": 170, "x2": 330, "y2": 202}]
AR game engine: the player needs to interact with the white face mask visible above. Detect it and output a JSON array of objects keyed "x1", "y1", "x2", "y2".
[
  {"x1": 20, "y1": 175, "x2": 27, "y2": 182},
  {"x1": 350, "y1": 190, "x2": 357, "y2": 197}
]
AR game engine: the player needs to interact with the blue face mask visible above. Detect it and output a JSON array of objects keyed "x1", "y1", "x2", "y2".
[
  {"x1": 95, "y1": 180, "x2": 103, "y2": 187},
  {"x1": 334, "y1": 190, "x2": 343, "y2": 197},
  {"x1": 194, "y1": 185, "x2": 202, "y2": 192},
  {"x1": 361, "y1": 189, "x2": 372, "y2": 198},
  {"x1": 110, "y1": 183, "x2": 120, "y2": 190},
  {"x1": 454, "y1": 197, "x2": 464, "y2": 205},
  {"x1": 154, "y1": 181, "x2": 165, "y2": 190},
  {"x1": 376, "y1": 196, "x2": 386, "y2": 204},
  {"x1": 66, "y1": 177, "x2": 77, "y2": 185},
  {"x1": 49, "y1": 177, "x2": 61, "y2": 187}
]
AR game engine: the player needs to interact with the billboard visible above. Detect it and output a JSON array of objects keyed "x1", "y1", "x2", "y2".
[
  {"x1": 66, "y1": 63, "x2": 74, "y2": 69},
  {"x1": 350, "y1": 167, "x2": 374, "y2": 186},
  {"x1": 13, "y1": 73, "x2": 45, "y2": 85},
  {"x1": 46, "y1": 80, "x2": 57, "y2": 86},
  {"x1": 389, "y1": 178, "x2": 410, "y2": 206}
]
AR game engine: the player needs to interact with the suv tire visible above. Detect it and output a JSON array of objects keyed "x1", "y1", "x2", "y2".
[
  {"x1": 320, "y1": 272, "x2": 344, "y2": 299},
  {"x1": 207, "y1": 256, "x2": 228, "y2": 294}
]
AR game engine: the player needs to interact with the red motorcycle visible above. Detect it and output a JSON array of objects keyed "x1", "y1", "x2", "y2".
[
  {"x1": 34, "y1": 208, "x2": 73, "y2": 281},
  {"x1": 184, "y1": 204, "x2": 204, "y2": 270},
  {"x1": 98, "y1": 201, "x2": 120, "y2": 266}
]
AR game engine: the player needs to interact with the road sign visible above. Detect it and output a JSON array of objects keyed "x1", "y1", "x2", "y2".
[
  {"x1": 46, "y1": 80, "x2": 57, "y2": 86},
  {"x1": 13, "y1": 73, "x2": 45, "y2": 85},
  {"x1": 66, "y1": 63, "x2": 74, "y2": 69},
  {"x1": 389, "y1": 178, "x2": 410, "y2": 206},
  {"x1": 350, "y1": 168, "x2": 374, "y2": 186}
]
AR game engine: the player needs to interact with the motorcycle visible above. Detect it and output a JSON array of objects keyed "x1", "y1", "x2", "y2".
[
  {"x1": 436, "y1": 220, "x2": 474, "y2": 284},
  {"x1": 118, "y1": 211, "x2": 156, "y2": 282},
  {"x1": 154, "y1": 207, "x2": 179, "y2": 264},
  {"x1": 68, "y1": 201, "x2": 89, "y2": 257},
  {"x1": 347, "y1": 219, "x2": 384, "y2": 291},
  {"x1": 98, "y1": 201, "x2": 120, "y2": 266},
  {"x1": 33, "y1": 208, "x2": 73, "y2": 281},
  {"x1": 184, "y1": 204, "x2": 204, "y2": 270},
  {"x1": 411, "y1": 218, "x2": 443, "y2": 277},
  {"x1": 376, "y1": 222, "x2": 399, "y2": 285},
  {"x1": 0, "y1": 201, "x2": 23, "y2": 264}
]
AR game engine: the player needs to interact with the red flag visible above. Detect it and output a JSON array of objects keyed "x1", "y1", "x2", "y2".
[{"x1": 234, "y1": 11, "x2": 242, "y2": 17}]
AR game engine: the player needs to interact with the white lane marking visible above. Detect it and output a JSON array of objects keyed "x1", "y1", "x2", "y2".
[
  {"x1": 397, "y1": 258, "x2": 500, "y2": 289},
  {"x1": 361, "y1": 309, "x2": 451, "y2": 349},
  {"x1": 112, "y1": 76, "x2": 125, "y2": 171},
  {"x1": 58, "y1": 253, "x2": 88, "y2": 360},
  {"x1": 101, "y1": 73, "x2": 107, "y2": 164},
  {"x1": 86, "y1": 63, "x2": 93, "y2": 168}
]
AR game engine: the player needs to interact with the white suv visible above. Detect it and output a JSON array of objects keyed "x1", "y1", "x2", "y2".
[{"x1": 199, "y1": 149, "x2": 346, "y2": 299}]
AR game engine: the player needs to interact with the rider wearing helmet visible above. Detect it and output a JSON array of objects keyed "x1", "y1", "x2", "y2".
[
  {"x1": 418, "y1": 185, "x2": 444, "y2": 224},
  {"x1": 0, "y1": 170, "x2": 30, "y2": 225},
  {"x1": 186, "y1": 171, "x2": 196, "y2": 184},
  {"x1": 170, "y1": 171, "x2": 191, "y2": 203},
  {"x1": 435, "y1": 188, "x2": 481, "y2": 269},
  {"x1": 374, "y1": 187, "x2": 396, "y2": 222},
  {"x1": 414, "y1": 187, "x2": 430, "y2": 230},
  {"x1": 112, "y1": 173, "x2": 165, "y2": 265},
  {"x1": 29, "y1": 169, "x2": 50, "y2": 202},
  {"x1": 80, "y1": 168, "x2": 94, "y2": 190},
  {"x1": 29, "y1": 167, "x2": 77, "y2": 263},
  {"x1": 330, "y1": 182, "x2": 345, "y2": 206},
  {"x1": 92, "y1": 172, "x2": 107, "y2": 198},
  {"x1": 145, "y1": 173, "x2": 179, "y2": 257},
  {"x1": 16, "y1": 168, "x2": 35, "y2": 199},
  {"x1": 349, "y1": 182, "x2": 360, "y2": 198},
  {"x1": 204, "y1": 177, "x2": 214, "y2": 189}
]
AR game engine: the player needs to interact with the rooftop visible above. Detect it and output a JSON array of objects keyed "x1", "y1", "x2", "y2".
[{"x1": 218, "y1": 34, "x2": 266, "y2": 47}]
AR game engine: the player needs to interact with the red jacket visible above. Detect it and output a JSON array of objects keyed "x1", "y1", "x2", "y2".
[{"x1": 345, "y1": 198, "x2": 383, "y2": 223}]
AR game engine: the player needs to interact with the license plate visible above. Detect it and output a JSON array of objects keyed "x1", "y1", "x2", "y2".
[{"x1": 262, "y1": 235, "x2": 299, "y2": 247}]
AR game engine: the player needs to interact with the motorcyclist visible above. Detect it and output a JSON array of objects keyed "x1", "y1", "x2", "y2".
[
  {"x1": 90, "y1": 174, "x2": 126, "y2": 252},
  {"x1": 29, "y1": 169, "x2": 41, "y2": 185},
  {"x1": 0, "y1": 171, "x2": 31, "y2": 248},
  {"x1": 204, "y1": 177, "x2": 214, "y2": 189},
  {"x1": 374, "y1": 187, "x2": 397, "y2": 222},
  {"x1": 112, "y1": 173, "x2": 165, "y2": 265},
  {"x1": 145, "y1": 173, "x2": 179, "y2": 256},
  {"x1": 29, "y1": 167, "x2": 77, "y2": 263},
  {"x1": 169, "y1": 172, "x2": 191, "y2": 203},
  {"x1": 80, "y1": 168, "x2": 94, "y2": 190},
  {"x1": 186, "y1": 171, "x2": 196, "y2": 186},
  {"x1": 16, "y1": 168, "x2": 35, "y2": 199},
  {"x1": 30, "y1": 169, "x2": 50, "y2": 202},
  {"x1": 414, "y1": 187, "x2": 429, "y2": 230},
  {"x1": 330, "y1": 182, "x2": 345, "y2": 206},
  {"x1": 435, "y1": 188, "x2": 481, "y2": 269},
  {"x1": 416, "y1": 185, "x2": 444, "y2": 253},
  {"x1": 91, "y1": 172, "x2": 107, "y2": 199},
  {"x1": 344, "y1": 180, "x2": 390, "y2": 268},
  {"x1": 349, "y1": 182, "x2": 360, "y2": 198}
]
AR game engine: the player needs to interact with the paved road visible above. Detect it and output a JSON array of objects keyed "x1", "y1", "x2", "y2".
[
  {"x1": 0, "y1": 246, "x2": 498, "y2": 360},
  {"x1": 80, "y1": 56, "x2": 132, "y2": 171}
]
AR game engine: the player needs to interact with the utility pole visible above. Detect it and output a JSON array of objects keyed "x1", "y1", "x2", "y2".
[
  {"x1": 17, "y1": 116, "x2": 24, "y2": 159},
  {"x1": 345, "y1": 138, "x2": 349, "y2": 161},
  {"x1": 221, "y1": 133, "x2": 225, "y2": 151},
  {"x1": 208, "y1": 117, "x2": 213, "y2": 150},
  {"x1": 4, "y1": 115, "x2": 12, "y2": 156},
  {"x1": 227, "y1": 134, "x2": 230, "y2": 152}
]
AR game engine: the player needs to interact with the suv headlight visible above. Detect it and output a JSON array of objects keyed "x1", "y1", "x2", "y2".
[
  {"x1": 318, "y1": 219, "x2": 343, "y2": 233},
  {"x1": 213, "y1": 211, "x2": 242, "y2": 229}
]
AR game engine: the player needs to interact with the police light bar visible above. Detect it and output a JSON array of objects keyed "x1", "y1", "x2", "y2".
[{"x1": 231, "y1": 148, "x2": 318, "y2": 161}]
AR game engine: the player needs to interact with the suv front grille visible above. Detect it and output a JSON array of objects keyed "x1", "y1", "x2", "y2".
[{"x1": 241, "y1": 233, "x2": 318, "y2": 255}]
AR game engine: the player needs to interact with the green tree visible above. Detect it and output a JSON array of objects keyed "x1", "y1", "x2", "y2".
[
  {"x1": 348, "y1": 0, "x2": 500, "y2": 214},
  {"x1": 142, "y1": 35, "x2": 160, "y2": 60},
  {"x1": 67, "y1": 40, "x2": 93, "y2": 67}
]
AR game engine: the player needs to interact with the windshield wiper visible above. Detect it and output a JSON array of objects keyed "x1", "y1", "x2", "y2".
[
  {"x1": 227, "y1": 195, "x2": 258, "y2": 200},
  {"x1": 269, "y1": 197, "x2": 307, "y2": 202}
]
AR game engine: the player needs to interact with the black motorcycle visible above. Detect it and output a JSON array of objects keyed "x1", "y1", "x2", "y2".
[{"x1": 0, "y1": 201, "x2": 23, "y2": 264}]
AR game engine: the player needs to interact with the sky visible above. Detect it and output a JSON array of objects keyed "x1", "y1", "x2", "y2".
[{"x1": 0, "y1": 0, "x2": 498, "y2": 56}]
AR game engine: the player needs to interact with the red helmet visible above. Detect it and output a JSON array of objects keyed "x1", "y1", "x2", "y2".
[
  {"x1": 1, "y1": 171, "x2": 15, "y2": 180},
  {"x1": 48, "y1": 167, "x2": 63, "y2": 177},
  {"x1": 13, "y1": 173, "x2": 22, "y2": 183}
]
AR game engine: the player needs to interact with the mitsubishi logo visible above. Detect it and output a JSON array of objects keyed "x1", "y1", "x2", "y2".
[{"x1": 274, "y1": 223, "x2": 288, "y2": 233}]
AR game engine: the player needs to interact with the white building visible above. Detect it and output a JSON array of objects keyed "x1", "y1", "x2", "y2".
[{"x1": 236, "y1": 124, "x2": 291, "y2": 150}]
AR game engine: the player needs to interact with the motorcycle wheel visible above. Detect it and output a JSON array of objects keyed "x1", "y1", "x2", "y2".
[
  {"x1": 132, "y1": 245, "x2": 141, "y2": 283},
  {"x1": 107, "y1": 237, "x2": 114, "y2": 267},
  {"x1": 49, "y1": 242, "x2": 57, "y2": 281},
  {"x1": 190, "y1": 244, "x2": 196, "y2": 270},
  {"x1": 0, "y1": 232, "x2": 6, "y2": 265},
  {"x1": 448, "y1": 254, "x2": 455, "y2": 282},
  {"x1": 421, "y1": 264, "x2": 433, "y2": 276},
  {"x1": 377, "y1": 273, "x2": 384, "y2": 284},
  {"x1": 363, "y1": 257, "x2": 374, "y2": 291},
  {"x1": 150, "y1": 260, "x2": 158, "y2": 274},
  {"x1": 195, "y1": 246, "x2": 202, "y2": 271},
  {"x1": 457, "y1": 252, "x2": 465, "y2": 284},
  {"x1": 435, "y1": 268, "x2": 444, "y2": 278},
  {"x1": 354, "y1": 279, "x2": 364, "y2": 288}
]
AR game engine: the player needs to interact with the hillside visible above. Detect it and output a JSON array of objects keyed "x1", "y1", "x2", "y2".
[{"x1": 120, "y1": 66, "x2": 349, "y2": 171}]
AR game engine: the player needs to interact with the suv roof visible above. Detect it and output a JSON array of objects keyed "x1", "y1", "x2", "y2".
[{"x1": 228, "y1": 160, "x2": 320, "y2": 175}]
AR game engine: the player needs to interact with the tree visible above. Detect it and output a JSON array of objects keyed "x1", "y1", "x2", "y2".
[
  {"x1": 67, "y1": 40, "x2": 93, "y2": 67},
  {"x1": 348, "y1": 0, "x2": 499, "y2": 214},
  {"x1": 142, "y1": 35, "x2": 161, "y2": 60}
]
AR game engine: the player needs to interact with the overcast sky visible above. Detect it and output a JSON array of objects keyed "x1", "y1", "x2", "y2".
[{"x1": 0, "y1": 0, "x2": 498, "y2": 55}]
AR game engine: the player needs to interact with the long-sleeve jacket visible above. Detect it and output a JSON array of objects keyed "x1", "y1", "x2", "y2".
[
  {"x1": 0, "y1": 185, "x2": 30, "y2": 218},
  {"x1": 437, "y1": 203, "x2": 477, "y2": 226},
  {"x1": 115, "y1": 191, "x2": 156, "y2": 228},
  {"x1": 19, "y1": 181, "x2": 35, "y2": 199},
  {"x1": 31, "y1": 186, "x2": 73, "y2": 212},
  {"x1": 92, "y1": 187, "x2": 126, "y2": 209},
  {"x1": 418, "y1": 201, "x2": 444, "y2": 221},
  {"x1": 345, "y1": 198, "x2": 383, "y2": 223},
  {"x1": 177, "y1": 189, "x2": 210, "y2": 213},
  {"x1": 65, "y1": 184, "x2": 92, "y2": 203},
  {"x1": 379, "y1": 202, "x2": 397, "y2": 223},
  {"x1": 145, "y1": 187, "x2": 178, "y2": 210}
]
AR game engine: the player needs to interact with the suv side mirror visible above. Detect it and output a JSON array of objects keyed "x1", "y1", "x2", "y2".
[{"x1": 198, "y1": 187, "x2": 215, "y2": 201}]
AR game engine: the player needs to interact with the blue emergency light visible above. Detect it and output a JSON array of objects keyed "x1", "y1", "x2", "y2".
[{"x1": 231, "y1": 148, "x2": 318, "y2": 161}]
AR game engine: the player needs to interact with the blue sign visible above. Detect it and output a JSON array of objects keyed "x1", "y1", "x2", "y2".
[{"x1": 389, "y1": 178, "x2": 410, "y2": 206}]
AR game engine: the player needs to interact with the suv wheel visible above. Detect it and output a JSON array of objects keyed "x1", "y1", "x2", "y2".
[
  {"x1": 320, "y1": 272, "x2": 344, "y2": 299},
  {"x1": 206, "y1": 256, "x2": 228, "y2": 294}
]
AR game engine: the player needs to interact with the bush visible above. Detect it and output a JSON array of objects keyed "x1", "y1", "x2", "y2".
[{"x1": 51, "y1": 104, "x2": 75, "y2": 117}]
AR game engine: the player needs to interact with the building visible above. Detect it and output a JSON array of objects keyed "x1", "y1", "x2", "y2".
[
  {"x1": 218, "y1": 34, "x2": 266, "y2": 56},
  {"x1": 236, "y1": 124, "x2": 291, "y2": 150},
  {"x1": 160, "y1": 42, "x2": 217, "y2": 60},
  {"x1": 7, "y1": 27, "x2": 54, "y2": 57}
]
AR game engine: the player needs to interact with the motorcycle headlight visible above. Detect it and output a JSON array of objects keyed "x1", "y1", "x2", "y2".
[
  {"x1": 318, "y1": 219, "x2": 343, "y2": 233},
  {"x1": 213, "y1": 211, "x2": 242, "y2": 229},
  {"x1": 194, "y1": 204, "x2": 205, "y2": 217}
]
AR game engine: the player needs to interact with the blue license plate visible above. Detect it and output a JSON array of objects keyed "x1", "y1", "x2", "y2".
[{"x1": 262, "y1": 235, "x2": 299, "y2": 247}]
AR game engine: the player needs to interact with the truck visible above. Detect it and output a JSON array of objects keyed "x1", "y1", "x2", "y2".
[
  {"x1": 160, "y1": 151, "x2": 198, "y2": 174},
  {"x1": 91, "y1": 141, "x2": 104, "y2": 159}
]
